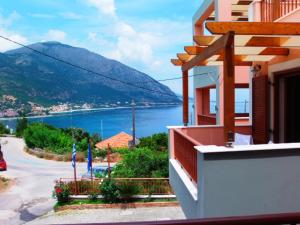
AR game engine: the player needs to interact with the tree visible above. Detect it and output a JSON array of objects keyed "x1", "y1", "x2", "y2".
[
  {"x1": 0, "y1": 123, "x2": 9, "y2": 135},
  {"x1": 16, "y1": 117, "x2": 28, "y2": 137},
  {"x1": 137, "y1": 133, "x2": 168, "y2": 151},
  {"x1": 113, "y1": 147, "x2": 169, "y2": 178}
]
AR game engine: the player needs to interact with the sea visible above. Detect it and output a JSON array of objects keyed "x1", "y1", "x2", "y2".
[
  {"x1": 1, "y1": 99, "x2": 249, "y2": 139},
  {"x1": 1, "y1": 105, "x2": 186, "y2": 139}
]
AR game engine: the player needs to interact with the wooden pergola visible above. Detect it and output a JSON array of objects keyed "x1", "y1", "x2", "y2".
[{"x1": 171, "y1": 22, "x2": 300, "y2": 143}]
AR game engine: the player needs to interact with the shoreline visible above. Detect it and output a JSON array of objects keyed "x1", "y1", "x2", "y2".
[{"x1": 0, "y1": 103, "x2": 181, "y2": 121}]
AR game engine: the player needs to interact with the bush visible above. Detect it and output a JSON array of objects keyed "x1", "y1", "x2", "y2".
[
  {"x1": 53, "y1": 182, "x2": 70, "y2": 204},
  {"x1": 88, "y1": 192, "x2": 99, "y2": 202},
  {"x1": 24, "y1": 123, "x2": 73, "y2": 154},
  {"x1": 137, "y1": 133, "x2": 168, "y2": 151},
  {"x1": 0, "y1": 123, "x2": 9, "y2": 135},
  {"x1": 118, "y1": 183, "x2": 140, "y2": 202},
  {"x1": 113, "y1": 147, "x2": 169, "y2": 178},
  {"x1": 100, "y1": 179, "x2": 121, "y2": 203},
  {"x1": 16, "y1": 117, "x2": 28, "y2": 137}
]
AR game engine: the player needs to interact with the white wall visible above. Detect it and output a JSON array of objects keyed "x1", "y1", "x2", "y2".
[{"x1": 170, "y1": 143, "x2": 300, "y2": 219}]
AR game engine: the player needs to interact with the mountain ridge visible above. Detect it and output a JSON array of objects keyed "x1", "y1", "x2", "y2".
[{"x1": 0, "y1": 41, "x2": 180, "y2": 116}]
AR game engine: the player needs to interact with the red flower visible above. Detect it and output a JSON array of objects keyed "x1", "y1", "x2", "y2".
[{"x1": 55, "y1": 187, "x2": 62, "y2": 194}]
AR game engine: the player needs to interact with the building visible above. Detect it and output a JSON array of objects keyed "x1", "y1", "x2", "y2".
[
  {"x1": 95, "y1": 131, "x2": 139, "y2": 149},
  {"x1": 169, "y1": 0, "x2": 300, "y2": 219}
]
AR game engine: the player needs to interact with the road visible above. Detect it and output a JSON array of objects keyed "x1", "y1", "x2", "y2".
[{"x1": 0, "y1": 137, "x2": 99, "y2": 225}]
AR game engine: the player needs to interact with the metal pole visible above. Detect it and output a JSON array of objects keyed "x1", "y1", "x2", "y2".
[
  {"x1": 107, "y1": 143, "x2": 111, "y2": 178},
  {"x1": 131, "y1": 99, "x2": 136, "y2": 147},
  {"x1": 101, "y1": 120, "x2": 103, "y2": 139},
  {"x1": 90, "y1": 140, "x2": 93, "y2": 182},
  {"x1": 73, "y1": 161, "x2": 78, "y2": 195}
]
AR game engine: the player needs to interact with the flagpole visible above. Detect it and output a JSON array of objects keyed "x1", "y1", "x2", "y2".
[
  {"x1": 107, "y1": 143, "x2": 111, "y2": 179},
  {"x1": 74, "y1": 160, "x2": 78, "y2": 195},
  {"x1": 89, "y1": 140, "x2": 93, "y2": 182}
]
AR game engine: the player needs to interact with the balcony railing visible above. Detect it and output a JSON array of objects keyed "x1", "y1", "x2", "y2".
[
  {"x1": 173, "y1": 129, "x2": 199, "y2": 183},
  {"x1": 197, "y1": 114, "x2": 216, "y2": 125},
  {"x1": 170, "y1": 125, "x2": 252, "y2": 184},
  {"x1": 261, "y1": 0, "x2": 300, "y2": 22}
]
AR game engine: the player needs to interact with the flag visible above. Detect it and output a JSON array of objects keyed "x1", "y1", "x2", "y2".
[
  {"x1": 87, "y1": 143, "x2": 92, "y2": 172},
  {"x1": 72, "y1": 143, "x2": 76, "y2": 168}
]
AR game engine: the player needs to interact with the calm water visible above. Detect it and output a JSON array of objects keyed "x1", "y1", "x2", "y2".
[{"x1": 2, "y1": 106, "x2": 188, "y2": 138}]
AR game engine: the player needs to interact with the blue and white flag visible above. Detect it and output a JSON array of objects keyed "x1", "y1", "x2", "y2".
[
  {"x1": 87, "y1": 143, "x2": 92, "y2": 172},
  {"x1": 72, "y1": 143, "x2": 76, "y2": 168}
]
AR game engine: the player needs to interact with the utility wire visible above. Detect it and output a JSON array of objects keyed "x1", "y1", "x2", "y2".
[
  {"x1": 0, "y1": 35, "x2": 174, "y2": 97},
  {"x1": 134, "y1": 72, "x2": 213, "y2": 83},
  {"x1": 0, "y1": 35, "x2": 222, "y2": 96}
]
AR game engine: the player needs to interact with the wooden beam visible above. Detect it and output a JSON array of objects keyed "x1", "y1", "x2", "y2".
[
  {"x1": 184, "y1": 46, "x2": 204, "y2": 55},
  {"x1": 171, "y1": 59, "x2": 183, "y2": 66},
  {"x1": 223, "y1": 31, "x2": 235, "y2": 144},
  {"x1": 193, "y1": 35, "x2": 218, "y2": 46},
  {"x1": 246, "y1": 37, "x2": 289, "y2": 47},
  {"x1": 183, "y1": 70, "x2": 189, "y2": 126},
  {"x1": 259, "y1": 47, "x2": 289, "y2": 56},
  {"x1": 177, "y1": 53, "x2": 192, "y2": 62},
  {"x1": 206, "y1": 22, "x2": 300, "y2": 35},
  {"x1": 182, "y1": 32, "x2": 233, "y2": 72}
]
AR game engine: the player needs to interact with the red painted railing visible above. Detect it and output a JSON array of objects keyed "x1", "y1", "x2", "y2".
[
  {"x1": 171, "y1": 125, "x2": 252, "y2": 184},
  {"x1": 197, "y1": 114, "x2": 216, "y2": 125},
  {"x1": 261, "y1": 0, "x2": 300, "y2": 21},
  {"x1": 57, "y1": 212, "x2": 300, "y2": 225},
  {"x1": 173, "y1": 129, "x2": 199, "y2": 183}
]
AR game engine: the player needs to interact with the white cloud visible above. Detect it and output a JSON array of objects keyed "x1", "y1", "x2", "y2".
[
  {"x1": 45, "y1": 29, "x2": 67, "y2": 42},
  {"x1": 28, "y1": 13, "x2": 55, "y2": 19},
  {"x1": 0, "y1": 11, "x2": 28, "y2": 52},
  {"x1": 0, "y1": 28, "x2": 28, "y2": 52},
  {"x1": 86, "y1": 0, "x2": 116, "y2": 17},
  {"x1": 60, "y1": 12, "x2": 82, "y2": 20}
]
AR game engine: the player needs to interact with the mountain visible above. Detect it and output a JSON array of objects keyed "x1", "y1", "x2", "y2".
[{"x1": 0, "y1": 41, "x2": 180, "y2": 110}]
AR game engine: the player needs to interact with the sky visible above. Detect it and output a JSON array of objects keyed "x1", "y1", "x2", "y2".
[{"x1": 0, "y1": 0, "x2": 201, "y2": 95}]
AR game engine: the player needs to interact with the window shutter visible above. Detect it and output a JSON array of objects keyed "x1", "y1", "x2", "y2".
[{"x1": 252, "y1": 75, "x2": 269, "y2": 144}]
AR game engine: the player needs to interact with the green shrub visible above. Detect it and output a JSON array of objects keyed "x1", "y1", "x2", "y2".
[
  {"x1": 137, "y1": 133, "x2": 168, "y2": 151},
  {"x1": 16, "y1": 117, "x2": 28, "y2": 137},
  {"x1": 113, "y1": 147, "x2": 169, "y2": 178},
  {"x1": 23, "y1": 123, "x2": 73, "y2": 154},
  {"x1": 53, "y1": 183, "x2": 70, "y2": 204},
  {"x1": 88, "y1": 192, "x2": 99, "y2": 202},
  {"x1": 0, "y1": 123, "x2": 10, "y2": 135},
  {"x1": 118, "y1": 183, "x2": 140, "y2": 202},
  {"x1": 100, "y1": 179, "x2": 121, "y2": 203}
]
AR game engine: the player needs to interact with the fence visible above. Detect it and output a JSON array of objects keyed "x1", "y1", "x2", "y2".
[
  {"x1": 58, "y1": 178, "x2": 173, "y2": 195},
  {"x1": 261, "y1": 0, "x2": 300, "y2": 22}
]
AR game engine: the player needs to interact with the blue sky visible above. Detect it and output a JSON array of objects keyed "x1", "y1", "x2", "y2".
[{"x1": 0, "y1": 0, "x2": 201, "y2": 95}]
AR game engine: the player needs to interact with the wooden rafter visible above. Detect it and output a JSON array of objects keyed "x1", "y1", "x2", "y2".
[
  {"x1": 245, "y1": 37, "x2": 289, "y2": 47},
  {"x1": 259, "y1": 47, "x2": 289, "y2": 56},
  {"x1": 206, "y1": 22, "x2": 300, "y2": 35},
  {"x1": 184, "y1": 46, "x2": 204, "y2": 55},
  {"x1": 171, "y1": 59, "x2": 183, "y2": 66},
  {"x1": 177, "y1": 53, "x2": 193, "y2": 62},
  {"x1": 182, "y1": 32, "x2": 234, "y2": 72},
  {"x1": 193, "y1": 35, "x2": 219, "y2": 46}
]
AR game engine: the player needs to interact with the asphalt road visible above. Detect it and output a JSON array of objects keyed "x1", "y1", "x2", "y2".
[{"x1": 0, "y1": 137, "x2": 103, "y2": 225}]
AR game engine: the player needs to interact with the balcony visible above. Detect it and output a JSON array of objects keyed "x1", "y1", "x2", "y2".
[
  {"x1": 261, "y1": 0, "x2": 300, "y2": 22},
  {"x1": 168, "y1": 125, "x2": 300, "y2": 219}
]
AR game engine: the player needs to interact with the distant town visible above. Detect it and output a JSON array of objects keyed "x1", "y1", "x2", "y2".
[{"x1": 0, "y1": 94, "x2": 180, "y2": 118}]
